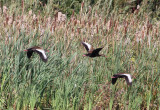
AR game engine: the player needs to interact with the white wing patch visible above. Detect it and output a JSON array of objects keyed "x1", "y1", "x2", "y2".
[
  {"x1": 83, "y1": 42, "x2": 92, "y2": 51},
  {"x1": 122, "y1": 74, "x2": 132, "y2": 83},
  {"x1": 36, "y1": 49, "x2": 47, "y2": 59}
]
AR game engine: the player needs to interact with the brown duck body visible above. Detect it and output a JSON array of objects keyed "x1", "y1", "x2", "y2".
[
  {"x1": 81, "y1": 42, "x2": 106, "y2": 58},
  {"x1": 24, "y1": 46, "x2": 48, "y2": 62}
]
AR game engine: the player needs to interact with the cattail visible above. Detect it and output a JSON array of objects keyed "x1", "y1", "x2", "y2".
[
  {"x1": 71, "y1": 10, "x2": 74, "y2": 18},
  {"x1": 155, "y1": 27, "x2": 158, "y2": 38},
  {"x1": 147, "y1": 21, "x2": 152, "y2": 35},
  {"x1": 72, "y1": 28, "x2": 74, "y2": 32},
  {"x1": 124, "y1": 21, "x2": 128, "y2": 36},
  {"x1": 54, "y1": 12, "x2": 58, "y2": 23},
  {"x1": 93, "y1": 19, "x2": 95, "y2": 26},
  {"x1": 21, "y1": 0, "x2": 24, "y2": 13},
  {"x1": 96, "y1": 25, "x2": 98, "y2": 34},
  {"x1": 142, "y1": 30, "x2": 144, "y2": 40},
  {"x1": 104, "y1": 18, "x2": 106, "y2": 25},
  {"x1": 74, "y1": 19, "x2": 77, "y2": 26},
  {"x1": 12, "y1": 13, "x2": 15, "y2": 25},
  {"x1": 88, "y1": 6, "x2": 92, "y2": 19},
  {"x1": 88, "y1": 21, "x2": 91, "y2": 27},
  {"x1": 5, "y1": 16, "x2": 9, "y2": 26},
  {"x1": 114, "y1": 20, "x2": 117, "y2": 32},
  {"x1": 80, "y1": 2, "x2": 84, "y2": 12},
  {"x1": 77, "y1": 28, "x2": 80, "y2": 34},
  {"x1": 109, "y1": 19, "x2": 112, "y2": 29}
]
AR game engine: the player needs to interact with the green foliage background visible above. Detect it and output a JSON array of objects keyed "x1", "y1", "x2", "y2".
[
  {"x1": 0, "y1": 0, "x2": 160, "y2": 110},
  {"x1": 0, "y1": 0, "x2": 159, "y2": 18}
]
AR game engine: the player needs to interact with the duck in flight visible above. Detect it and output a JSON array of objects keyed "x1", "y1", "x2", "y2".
[
  {"x1": 112, "y1": 73, "x2": 132, "y2": 86},
  {"x1": 24, "y1": 46, "x2": 49, "y2": 62},
  {"x1": 81, "y1": 41, "x2": 107, "y2": 58}
]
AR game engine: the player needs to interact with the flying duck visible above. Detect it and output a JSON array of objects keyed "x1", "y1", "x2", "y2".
[
  {"x1": 24, "y1": 46, "x2": 48, "y2": 62},
  {"x1": 81, "y1": 41, "x2": 106, "y2": 58},
  {"x1": 112, "y1": 73, "x2": 132, "y2": 86}
]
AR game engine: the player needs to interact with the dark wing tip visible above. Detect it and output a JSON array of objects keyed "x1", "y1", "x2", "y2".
[
  {"x1": 42, "y1": 58, "x2": 48, "y2": 63},
  {"x1": 112, "y1": 78, "x2": 117, "y2": 85},
  {"x1": 27, "y1": 51, "x2": 33, "y2": 58},
  {"x1": 93, "y1": 47, "x2": 103, "y2": 53}
]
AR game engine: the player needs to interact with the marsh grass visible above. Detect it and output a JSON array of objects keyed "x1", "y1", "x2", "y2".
[{"x1": 0, "y1": 0, "x2": 160, "y2": 110}]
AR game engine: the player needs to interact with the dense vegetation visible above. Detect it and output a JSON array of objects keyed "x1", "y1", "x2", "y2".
[
  {"x1": 0, "y1": 0, "x2": 160, "y2": 18},
  {"x1": 0, "y1": 0, "x2": 160, "y2": 109}
]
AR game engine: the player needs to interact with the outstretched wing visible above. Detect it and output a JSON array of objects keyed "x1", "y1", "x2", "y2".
[
  {"x1": 123, "y1": 74, "x2": 132, "y2": 85},
  {"x1": 35, "y1": 49, "x2": 48, "y2": 62},
  {"x1": 81, "y1": 42, "x2": 92, "y2": 52},
  {"x1": 112, "y1": 78, "x2": 118, "y2": 85},
  {"x1": 124, "y1": 76, "x2": 132, "y2": 85},
  {"x1": 92, "y1": 48, "x2": 103, "y2": 54}
]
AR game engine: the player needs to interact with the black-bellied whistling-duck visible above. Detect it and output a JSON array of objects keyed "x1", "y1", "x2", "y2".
[
  {"x1": 112, "y1": 73, "x2": 132, "y2": 86},
  {"x1": 81, "y1": 41, "x2": 107, "y2": 58},
  {"x1": 24, "y1": 46, "x2": 49, "y2": 62}
]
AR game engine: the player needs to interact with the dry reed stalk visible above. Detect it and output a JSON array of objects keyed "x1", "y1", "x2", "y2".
[
  {"x1": 21, "y1": 0, "x2": 24, "y2": 14},
  {"x1": 12, "y1": 13, "x2": 15, "y2": 25},
  {"x1": 96, "y1": 25, "x2": 98, "y2": 34},
  {"x1": 80, "y1": 2, "x2": 84, "y2": 17},
  {"x1": 124, "y1": 21, "x2": 128, "y2": 37}
]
